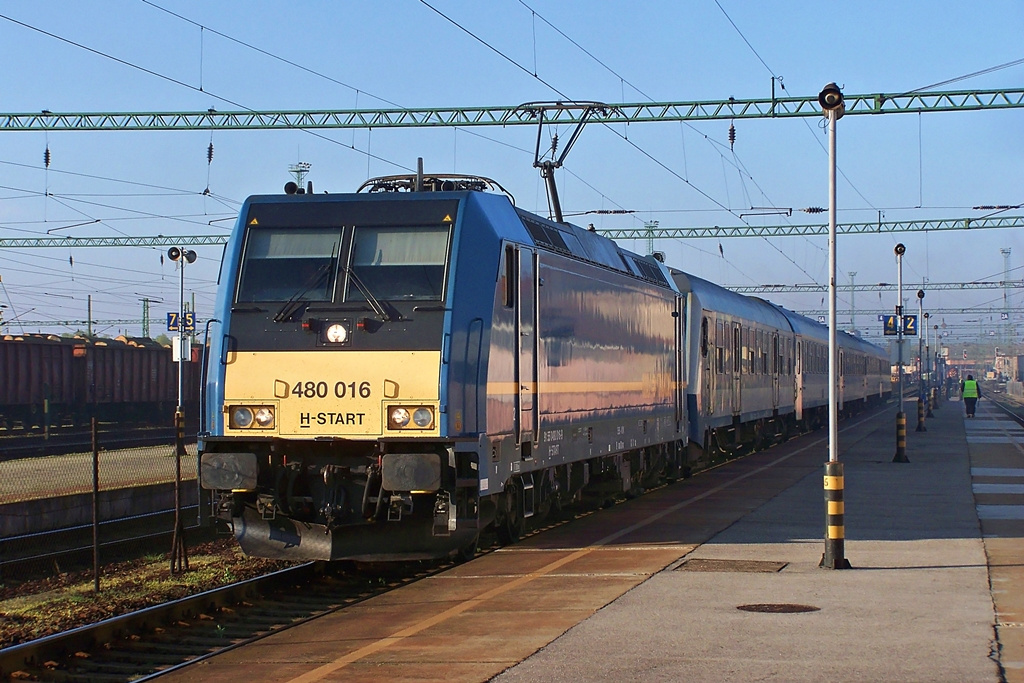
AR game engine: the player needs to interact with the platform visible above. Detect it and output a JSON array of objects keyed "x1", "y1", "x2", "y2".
[
  {"x1": 164, "y1": 397, "x2": 1023, "y2": 682},
  {"x1": 499, "y1": 396, "x2": 1022, "y2": 682}
]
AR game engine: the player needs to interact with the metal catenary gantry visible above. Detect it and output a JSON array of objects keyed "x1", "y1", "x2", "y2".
[{"x1": 1, "y1": 88, "x2": 1022, "y2": 131}]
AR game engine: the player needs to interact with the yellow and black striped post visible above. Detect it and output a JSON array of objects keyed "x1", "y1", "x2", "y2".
[
  {"x1": 894, "y1": 411, "x2": 909, "y2": 462},
  {"x1": 821, "y1": 461, "x2": 851, "y2": 569},
  {"x1": 930, "y1": 387, "x2": 939, "y2": 413},
  {"x1": 915, "y1": 397, "x2": 927, "y2": 432}
]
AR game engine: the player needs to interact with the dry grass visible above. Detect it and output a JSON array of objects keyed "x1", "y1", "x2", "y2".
[{"x1": 0, "y1": 539, "x2": 292, "y2": 648}]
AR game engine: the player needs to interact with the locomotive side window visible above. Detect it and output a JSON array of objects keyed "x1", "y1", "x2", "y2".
[
  {"x1": 236, "y1": 227, "x2": 340, "y2": 302},
  {"x1": 347, "y1": 225, "x2": 450, "y2": 301}
]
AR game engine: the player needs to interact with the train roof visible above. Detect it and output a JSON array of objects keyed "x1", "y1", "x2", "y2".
[
  {"x1": 672, "y1": 271, "x2": 792, "y2": 329},
  {"x1": 759, "y1": 299, "x2": 887, "y2": 356}
]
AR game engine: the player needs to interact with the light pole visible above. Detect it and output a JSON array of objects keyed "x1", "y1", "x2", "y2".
[
  {"x1": 168, "y1": 246, "x2": 197, "y2": 412},
  {"x1": 819, "y1": 82, "x2": 849, "y2": 570},
  {"x1": 167, "y1": 245, "x2": 196, "y2": 575},
  {"x1": 917, "y1": 289, "x2": 925, "y2": 396},
  {"x1": 894, "y1": 244, "x2": 909, "y2": 462},
  {"x1": 924, "y1": 312, "x2": 934, "y2": 416}
]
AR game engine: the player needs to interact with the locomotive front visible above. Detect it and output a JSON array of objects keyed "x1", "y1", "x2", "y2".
[{"x1": 200, "y1": 192, "x2": 479, "y2": 561}]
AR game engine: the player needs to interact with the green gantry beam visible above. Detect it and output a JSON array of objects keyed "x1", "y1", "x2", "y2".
[
  {"x1": 596, "y1": 214, "x2": 1024, "y2": 239},
  {"x1": 0, "y1": 235, "x2": 229, "y2": 248},
  {"x1": 2, "y1": 88, "x2": 1022, "y2": 131},
  {"x1": 726, "y1": 280, "x2": 1024, "y2": 294}
]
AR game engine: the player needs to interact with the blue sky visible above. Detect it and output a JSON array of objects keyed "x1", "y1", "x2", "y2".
[{"x1": 0, "y1": 1, "x2": 1021, "y2": 347}]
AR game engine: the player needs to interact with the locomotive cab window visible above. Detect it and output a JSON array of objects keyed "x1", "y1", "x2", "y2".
[
  {"x1": 236, "y1": 227, "x2": 340, "y2": 303},
  {"x1": 346, "y1": 225, "x2": 450, "y2": 302}
]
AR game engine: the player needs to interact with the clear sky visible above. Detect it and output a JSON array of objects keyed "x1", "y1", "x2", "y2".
[{"x1": 0, "y1": 1, "x2": 1021, "y2": 349}]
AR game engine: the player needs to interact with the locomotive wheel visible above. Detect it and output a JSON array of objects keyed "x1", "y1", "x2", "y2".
[{"x1": 496, "y1": 483, "x2": 525, "y2": 545}]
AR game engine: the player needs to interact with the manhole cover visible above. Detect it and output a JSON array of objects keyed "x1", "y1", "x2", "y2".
[
  {"x1": 675, "y1": 559, "x2": 788, "y2": 573},
  {"x1": 737, "y1": 603, "x2": 820, "y2": 613}
]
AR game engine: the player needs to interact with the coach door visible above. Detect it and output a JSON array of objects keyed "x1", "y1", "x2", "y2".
[
  {"x1": 701, "y1": 316, "x2": 713, "y2": 417},
  {"x1": 795, "y1": 339, "x2": 804, "y2": 420},
  {"x1": 838, "y1": 349, "x2": 845, "y2": 410},
  {"x1": 731, "y1": 322, "x2": 742, "y2": 415},
  {"x1": 513, "y1": 246, "x2": 539, "y2": 451},
  {"x1": 771, "y1": 332, "x2": 780, "y2": 408},
  {"x1": 675, "y1": 296, "x2": 685, "y2": 431}
]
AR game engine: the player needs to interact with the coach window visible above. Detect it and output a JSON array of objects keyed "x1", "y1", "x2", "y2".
[
  {"x1": 772, "y1": 334, "x2": 779, "y2": 374},
  {"x1": 733, "y1": 326, "x2": 741, "y2": 372},
  {"x1": 700, "y1": 317, "x2": 709, "y2": 357},
  {"x1": 716, "y1": 321, "x2": 724, "y2": 374}
]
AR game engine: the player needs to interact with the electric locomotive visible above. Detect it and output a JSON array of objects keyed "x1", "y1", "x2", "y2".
[{"x1": 199, "y1": 173, "x2": 686, "y2": 562}]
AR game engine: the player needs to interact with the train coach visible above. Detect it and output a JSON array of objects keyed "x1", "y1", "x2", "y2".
[
  {"x1": 672, "y1": 274, "x2": 890, "y2": 457},
  {"x1": 198, "y1": 171, "x2": 890, "y2": 563},
  {"x1": 0, "y1": 333, "x2": 200, "y2": 431}
]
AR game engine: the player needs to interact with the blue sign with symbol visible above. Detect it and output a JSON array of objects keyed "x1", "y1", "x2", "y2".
[
  {"x1": 883, "y1": 315, "x2": 899, "y2": 335},
  {"x1": 902, "y1": 314, "x2": 917, "y2": 336},
  {"x1": 167, "y1": 311, "x2": 196, "y2": 333}
]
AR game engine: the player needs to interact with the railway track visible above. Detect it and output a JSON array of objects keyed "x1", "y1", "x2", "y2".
[{"x1": 0, "y1": 558, "x2": 454, "y2": 682}]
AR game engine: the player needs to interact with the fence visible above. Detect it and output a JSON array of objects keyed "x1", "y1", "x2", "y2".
[{"x1": 0, "y1": 422, "x2": 202, "y2": 588}]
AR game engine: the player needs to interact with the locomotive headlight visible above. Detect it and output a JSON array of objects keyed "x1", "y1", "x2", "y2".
[
  {"x1": 228, "y1": 405, "x2": 276, "y2": 429},
  {"x1": 254, "y1": 406, "x2": 275, "y2": 428},
  {"x1": 412, "y1": 407, "x2": 433, "y2": 428},
  {"x1": 387, "y1": 405, "x2": 435, "y2": 430},
  {"x1": 389, "y1": 407, "x2": 411, "y2": 428},
  {"x1": 325, "y1": 323, "x2": 348, "y2": 344},
  {"x1": 231, "y1": 406, "x2": 254, "y2": 429}
]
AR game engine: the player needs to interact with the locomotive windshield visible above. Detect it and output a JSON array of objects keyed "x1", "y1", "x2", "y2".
[
  {"x1": 236, "y1": 228, "x2": 340, "y2": 303},
  {"x1": 234, "y1": 223, "x2": 451, "y2": 304},
  {"x1": 347, "y1": 225, "x2": 449, "y2": 302}
]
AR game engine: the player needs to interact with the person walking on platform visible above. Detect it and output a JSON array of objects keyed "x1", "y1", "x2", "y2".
[{"x1": 961, "y1": 374, "x2": 980, "y2": 418}]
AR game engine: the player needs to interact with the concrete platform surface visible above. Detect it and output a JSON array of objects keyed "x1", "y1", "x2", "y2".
[{"x1": 496, "y1": 397, "x2": 1009, "y2": 682}]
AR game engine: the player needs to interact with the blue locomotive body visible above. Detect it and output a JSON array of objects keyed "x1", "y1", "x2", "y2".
[{"x1": 200, "y1": 178, "x2": 684, "y2": 561}]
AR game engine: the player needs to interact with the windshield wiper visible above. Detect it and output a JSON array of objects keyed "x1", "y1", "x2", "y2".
[
  {"x1": 273, "y1": 263, "x2": 332, "y2": 323},
  {"x1": 342, "y1": 266, "x2": 402, "y2": 322}
]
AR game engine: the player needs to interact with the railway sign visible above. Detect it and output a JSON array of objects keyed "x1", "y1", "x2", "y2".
[
  {"x1": 883, "y1": 314, "x2": 917, "y2": 335},
  {"x1": 167, "y1": 311, "x2": 196, "y2": 333}
]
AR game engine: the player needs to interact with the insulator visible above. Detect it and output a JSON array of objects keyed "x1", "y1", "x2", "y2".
[
  {"x1": 728, "y1": 123, "x2": 736, "y2": 150},
  {"x1": 44, "y1": 146, "x2": 51, "y2": 168},
  {"x1": 69, "y1": 255, "x2": 73, "y2": 267},
  {"x1": 207, "y1": 142, "x2": 214, "y2": 164}
]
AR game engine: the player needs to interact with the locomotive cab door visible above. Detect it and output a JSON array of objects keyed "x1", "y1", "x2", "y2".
[{"x1": 513, "y1": 246, "x2": 539, "y2": 452}]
